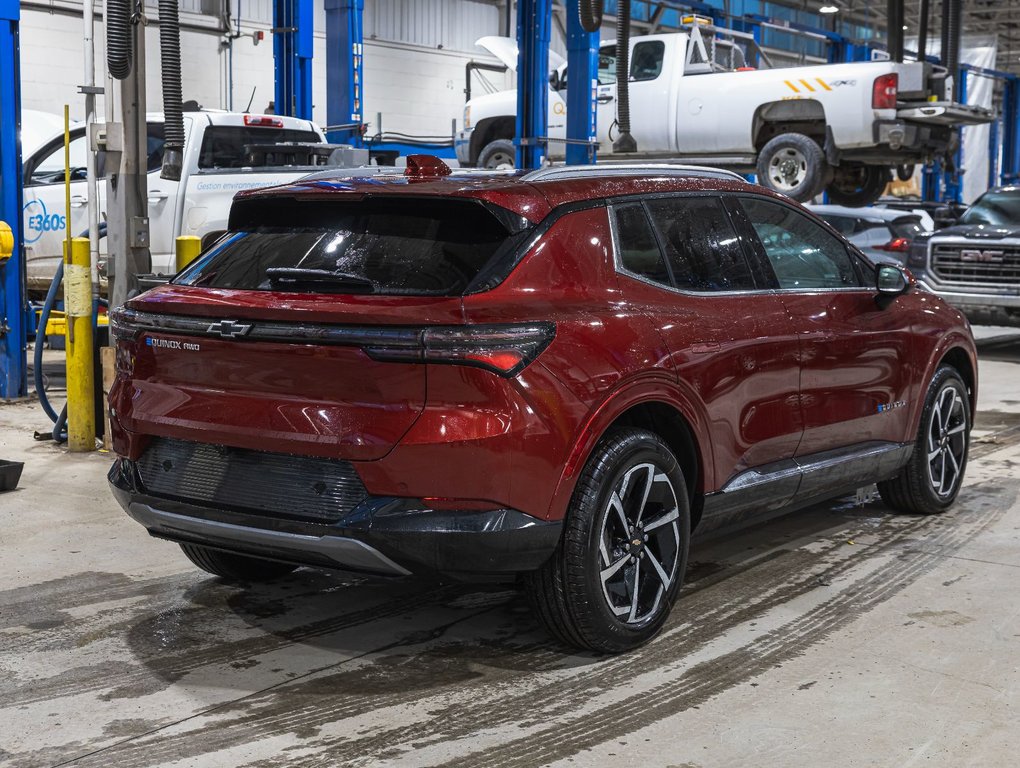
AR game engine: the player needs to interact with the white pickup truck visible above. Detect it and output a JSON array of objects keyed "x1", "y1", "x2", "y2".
[
  {"x1": 21, "y1": 110, "x2": 334, "y2": 292},
  {"x1": 457, "y1": 26, "x2": 992, "y2": 204}
]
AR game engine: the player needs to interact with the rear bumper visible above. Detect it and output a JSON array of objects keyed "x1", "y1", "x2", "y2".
[{"x1": 109, "y1": 459, "x2": 561, "y2": 580}]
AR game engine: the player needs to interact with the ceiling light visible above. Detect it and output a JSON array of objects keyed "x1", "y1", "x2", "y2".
[{"x1": 819, "y1": 5, "x2": 839, "y2": 12}]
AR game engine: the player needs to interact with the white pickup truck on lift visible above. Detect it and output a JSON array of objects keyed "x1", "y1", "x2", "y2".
[
  {"x1": 456, "y1": 24, "x2": 992, "y2": 204},
  {"x1": 21, "y1": 110, "x2": 336, "y2": 292}
]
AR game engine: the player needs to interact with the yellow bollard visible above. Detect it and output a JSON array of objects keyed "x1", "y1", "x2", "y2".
[
  {"x1": 176, "y1": 236, "x2": 202, "y2": 272},
  {"x1": 0, "y1": 220, "x2": 13, "y2": 261},
  {"x1": 65, "y1": 237, "x2": 95, "y2": 452}
]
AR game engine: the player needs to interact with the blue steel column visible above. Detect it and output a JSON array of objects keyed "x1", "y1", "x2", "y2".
[
  {"x1": 0, "y1": 0, "x2": 26, "y2": 398},
  {"x1": 1003, "y1": 77, "x2": 1020, "y2": 185},
  {"x1": 273, "y1": 0, "x2": 313, "y2": 119},
  {"x1": 515, "y1": 0, "x2": 551, "y2": 169},
  {"x1": 565, "y1": 0, "x2": 597, "y2": 165},
  {"x1": 325, "y1": 0, "x2": 364, "y2": 145},
  {"x1": 943, "y1": 67, "x2": 966, "y2": 203}
]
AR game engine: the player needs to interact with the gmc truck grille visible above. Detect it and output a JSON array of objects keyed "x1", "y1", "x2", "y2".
[
  {"x1": 931, "y1": 243, "x2": 1020, "y2": 286},
  {"x1": 135, "y1": 438, "x2": 368, "y2": 524}
]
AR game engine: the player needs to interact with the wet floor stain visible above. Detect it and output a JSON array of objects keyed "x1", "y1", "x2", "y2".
[{"x1": 1, "y1": 465, "x2": 1017, "y2": 766}]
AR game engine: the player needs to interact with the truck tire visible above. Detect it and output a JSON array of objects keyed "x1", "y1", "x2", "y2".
[
  {"x1": 524, "y1": 428, "x2": 690, "y2": 653},
  {"x1": 826, "y1": 165, "x2": 890, "y2": 207},
  {"x1": 478, "y1": 139, "x2": 516, "y2": 170},
  {"x1": 179, "y1": 543, "x2": 298, "y2": 583},
  {"x1": 756, "y1": 133, "x2": 827, "y2": 202}
]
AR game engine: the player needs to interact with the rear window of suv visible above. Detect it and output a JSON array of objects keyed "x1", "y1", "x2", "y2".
[
  {"x1": 198, "y1": 126, "x2": 321, "y2": 169},
  {"x1": 175, "y1": 197, "x2": 530, "y2": 297}
]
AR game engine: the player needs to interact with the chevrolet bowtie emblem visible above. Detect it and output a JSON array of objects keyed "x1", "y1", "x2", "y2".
[{"x1": 208, "y1": 319, "x2": 253, "y2": 339}]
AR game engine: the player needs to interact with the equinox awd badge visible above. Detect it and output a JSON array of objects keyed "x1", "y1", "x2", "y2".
[{"x1": 207, "y1": 319, "x2": 253, "y2": 339}]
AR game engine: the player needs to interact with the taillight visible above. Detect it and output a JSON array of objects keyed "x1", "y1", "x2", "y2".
[
  {"x1": 876, "y1": 237, "x2": 911, "y2": 252},
  {"x1": 366, "y1": 323, "x2": 555, "y2": 377},
  {"x1": 873, "y1": 73, "x2": 898, "y2": 109},
  {"x1": 243, "y1": 114, "x2": 284, "y2": 128}
]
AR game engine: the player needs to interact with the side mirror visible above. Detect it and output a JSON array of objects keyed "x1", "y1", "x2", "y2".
[{"x1": 876, "y1": 263, "x2": 913, "y2": 304}]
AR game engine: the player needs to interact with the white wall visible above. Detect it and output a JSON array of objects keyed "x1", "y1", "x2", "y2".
[{"x1": 18, "y1": 0, "x2": 510, "y2": 140}]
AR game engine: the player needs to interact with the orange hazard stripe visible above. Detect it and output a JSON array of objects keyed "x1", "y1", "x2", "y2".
[
  {"x1": 798, "y1": 79, "x2": 816, "y2": 92},
  {"x1": 815, "y1": 78, "x2": 833, "y2": 91},
  {"x1": 784, "y1": 80, "x2": 800, "y2": 93}
]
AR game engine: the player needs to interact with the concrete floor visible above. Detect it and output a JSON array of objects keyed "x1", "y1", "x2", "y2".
[{"x1": 1, "y1": 328, "x2": 1019, "y2": 767}]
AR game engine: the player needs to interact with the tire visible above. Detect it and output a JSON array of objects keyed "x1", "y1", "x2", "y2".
[
  {"x1": 896, "y1": 164, "x2": 915, "y2": 182},
  {"x1": 525, "y1": 428, "x2": 691, "y2": 653},
  {"x1": 826, "y1": 165, "x2": 890, "y2": 207},
  {"x1": 179, "y1": 543, "x2": 298, "y2": 583},
  {"x1": 477, "y1": 139, "x2": 516, "y2": 170},
  {"x1": 878, "y1": 366, "x2": 971, "y2": 514},
  {"x1": 755, "y1": 133, "x2": 828, "y2": 202}
]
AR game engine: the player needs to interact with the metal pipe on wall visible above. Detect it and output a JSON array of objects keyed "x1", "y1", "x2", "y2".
[{"x1": 917, "y1": 0, "x2": 930, "y2": 60}]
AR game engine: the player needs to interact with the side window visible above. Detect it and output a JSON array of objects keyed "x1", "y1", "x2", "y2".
[
  {"x1": 614, "y1": 204, "x2": 670, "y2": 285},
  {"x1": 145, "y1": 123, "x2": 166, "y2": 173},
  {"x1": 631, "y1": 41, "x2": 665, "y2": 81},
  {"x1": 598, "y1": 45, "x2": 617, "y2": 85},
  {"x1": 645, "y1": 197, "x2": 755, "y2": 292},
  {"x1": 26, "y1": 133, "x2": 89, "y2": 185},
  {"x1": 741, "y1": 198, "x2": 862, "y2": 290}
]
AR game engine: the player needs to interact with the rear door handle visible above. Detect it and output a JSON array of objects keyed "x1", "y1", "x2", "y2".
[
  {"x1": 597, "y1": 94, "x2": 614, "y2": 104},
  {"x1": 148, "y1": 191, "x2": 169, "y2": 203},
  {"x1": 70, "y1": 195, "x2": 87, "y2": 208}
]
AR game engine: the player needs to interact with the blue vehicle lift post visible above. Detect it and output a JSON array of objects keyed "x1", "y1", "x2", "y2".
[
  {"x1": 273, "y1": 0, "x2": 313, "y2": 119},
  {"x1": 0, "y1": 0, "x2": 26, "y2": 399},
  {"x1": 515, "y1": 0, "x2": 551, "y2": 170},
  {"x1": 1003, "y1": 77, "x2": 1020, "y2": 185},
  {"x1": 324, "y1": 0, "x2": 364, "y2": 145},
  {"x1": 564, "y1": 0, "x2": 598, "y2": 165}
]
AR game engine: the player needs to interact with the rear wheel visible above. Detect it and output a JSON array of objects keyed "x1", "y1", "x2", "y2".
[
  {"x1": 756, "y1": 133, "x2": 827, "y2": 202},
  {"x1": 526, "y1": 428, "x2": 690, "y2": 653},
  {"x1": 826, "y1": 165, "x2": 890, "y2": 207},
  {"x1": 878, "y1": 366, "x2": 970, "y2": 514},
  {"x1": 179, "y1": 543, "x2": 298, "y2": 583},
  {"x1": 478, "y1": 139, "x2": 516, "y2": 170}
]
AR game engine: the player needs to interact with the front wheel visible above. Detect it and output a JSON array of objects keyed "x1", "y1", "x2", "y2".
[
  {"x1": 526, "y1": 428, "x2": 691, "y2": 653},
  {"x1": 477, "y1": 139, "x2": 516, "y2": 169},
  {"x1": 878, "y1": 366, "x2": 971, "y2": 514}
]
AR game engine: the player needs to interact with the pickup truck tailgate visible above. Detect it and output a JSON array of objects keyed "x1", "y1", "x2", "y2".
[{"x1": 898, "y1": 102, "x2": 994, "y2": 126}]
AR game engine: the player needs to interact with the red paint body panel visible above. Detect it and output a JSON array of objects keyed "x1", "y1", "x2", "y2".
[{"x1": 111, "y1": 169, "x2": 979, "y2": 531}]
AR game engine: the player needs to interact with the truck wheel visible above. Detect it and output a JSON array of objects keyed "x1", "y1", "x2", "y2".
[
  {"x1": 179, "y1": 543, "x2": 298, "y2": 583},
  {"x1": 826, "y1": 165, "x2": 890, "y2": 207},
  {"x1": 525, "y1": 428, "x2": 691, "y2": 653},
  {"x1": 877, "y1": 366, "x2": 970, "y2": 514},
  {"x1": 478, "y1": 139, "x2": 516, "y2": 169},
  {"x1": 756, "y1": 133, "x2": 827, "y2": 202},
  {"x1": 896, "y1": 164, "x2": 915, "y2": 182}
]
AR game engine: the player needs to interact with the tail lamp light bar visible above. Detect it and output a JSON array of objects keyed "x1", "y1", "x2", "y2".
[{"x1": 110, "y1": 307, "x2": 554, "y2": 377}]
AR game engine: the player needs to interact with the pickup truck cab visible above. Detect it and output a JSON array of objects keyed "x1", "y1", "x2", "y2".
[
  {"x1": 458, "y1": 24, "x2": 991, "y2": 204},
  {"x1": 22, "y1": 110, "x2": 325, "y2": 292}
]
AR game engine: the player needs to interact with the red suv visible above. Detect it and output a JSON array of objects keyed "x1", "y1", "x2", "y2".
[{"x1": 109, "y1": 158, "x2": 976, "y2": 653}]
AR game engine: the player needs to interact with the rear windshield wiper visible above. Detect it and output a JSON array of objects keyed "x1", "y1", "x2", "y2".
[{"x1": 265, "y1": 267, "x2": 376, "y2": 293}]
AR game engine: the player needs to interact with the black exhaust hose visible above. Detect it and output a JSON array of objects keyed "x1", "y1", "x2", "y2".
[
  {"x1": 579, "y1": 0, "x2": 602, "y2": 33},
  {"x1": 944, "y1": 0, "x2": 962, "y2": 101},
  {"x1": 159, "y1": 0, "x2": 186, "y2": 181},
  {"x1": 613, "y1": 0, "x2": 636, "y2": 153},
  {"x1": 917, "y1": 0, "x2": 929, "y2": 60},
  {"x1": 106, "y1": 0, "x2": 133, "y2": 80},
  {"x1": 887, "y1": 0, "x2": 904, "y2": 63}
]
